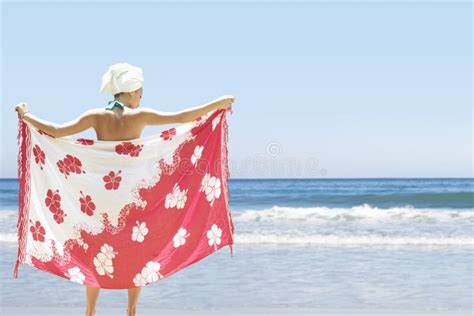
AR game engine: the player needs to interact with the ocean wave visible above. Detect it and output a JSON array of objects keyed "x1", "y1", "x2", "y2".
[
  {"x1": 2, "y1": 206, "x2": 473, "y2": 248},
  {"x1": 0, "y1": 233, "x2": 17, "y2": 243},
  {"x1": 234, "y1": 233, "x2": 474, "y2": 247},
  {"x1": 1, "y1": 231, "x2": 470, "y2": 248},
  {"x1": 0, "y1": 210, "x2": 17, "y2": 220},
  {"x1": 1, "y1": 231, "x2": 471, "y2": 250},
  {"x1": 233, "y1": 204, "x2": 474, "y2": 224}
]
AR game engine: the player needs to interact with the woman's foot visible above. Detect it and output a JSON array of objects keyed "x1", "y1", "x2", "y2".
[
  {"x1": 127, "y1": 306, "x2": 136, "y2": 316},
  {"x1": 85, "y1": 308, "x2": 95, "y2": 316}
]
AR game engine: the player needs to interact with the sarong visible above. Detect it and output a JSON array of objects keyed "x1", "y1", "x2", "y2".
[{"x1": 14, "y1": 108, "x2": 234, "y2": 289}]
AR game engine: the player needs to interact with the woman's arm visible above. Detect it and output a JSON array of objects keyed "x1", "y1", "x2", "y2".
[
  {"x1": 139, "y1": 95, "x2": 234, "y2": 126},
  {"x1": 21, "y1": 107, "x2": 97, "y2": 138}
]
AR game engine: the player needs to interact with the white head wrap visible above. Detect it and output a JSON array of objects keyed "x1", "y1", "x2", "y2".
[{"x1": 99, "y1": 63, "x2": 143, "y2": 95}]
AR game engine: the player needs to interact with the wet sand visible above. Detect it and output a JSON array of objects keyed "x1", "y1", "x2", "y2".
[{"x1": 0, "y1": 306, "x2": 471, "y2": 316}]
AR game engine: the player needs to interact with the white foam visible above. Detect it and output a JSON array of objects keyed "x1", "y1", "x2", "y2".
[
  {"x1": 234, "y1": 204, "x2": 474, "y2": 224},
  {"x1": 0, "y1": 210, "x2": 17, "y2": 220},
  {"x1": 234, "y1": 233, "x2": 474, "y2": 247},
  {"x1": 0, "y1": 233, "x2": 18, "y2": 243}
]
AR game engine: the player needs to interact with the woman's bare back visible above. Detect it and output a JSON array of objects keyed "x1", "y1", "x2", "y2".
[{"x1": 94, "y1": 108, "x2": 145, "y2": 141}]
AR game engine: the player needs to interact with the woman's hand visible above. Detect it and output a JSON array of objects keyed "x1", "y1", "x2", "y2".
[
  {"x1": 14, "y1": 102, "x2": 29, "y2": 118},
  {"x1": 216, "y1": 95, "x2": 235, "y2": 112}
]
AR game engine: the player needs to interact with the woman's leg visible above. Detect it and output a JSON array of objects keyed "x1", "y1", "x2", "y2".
[
  {"x1": 85, "y1": 286, "x2": 101, "y2": 316},
  {"x1": 127, "y1": 287, "x2": 142, "y2": 316}
]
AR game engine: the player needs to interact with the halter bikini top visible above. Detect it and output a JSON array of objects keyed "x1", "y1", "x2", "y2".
[{"x1": 106, "y1": 100, "x2": 126, "y2": 111}]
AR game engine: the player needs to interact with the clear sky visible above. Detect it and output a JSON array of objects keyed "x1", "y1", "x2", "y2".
[{"x1": 1, "y1": 1, "x2": 472, "y2": 178}]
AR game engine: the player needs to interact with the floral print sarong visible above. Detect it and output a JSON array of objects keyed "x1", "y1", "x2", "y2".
[{"x1": 14, "y1": 108, "x2": 234, "y2": 289}]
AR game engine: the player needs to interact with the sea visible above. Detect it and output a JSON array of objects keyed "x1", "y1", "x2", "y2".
[{"x1": 0, "y1": 178, "x2": 472, "y2": 312}]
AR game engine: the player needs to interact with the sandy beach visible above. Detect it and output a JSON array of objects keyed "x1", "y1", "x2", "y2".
[{"x1": 1, "y1": 306, "x2": 472, "y2": 316}]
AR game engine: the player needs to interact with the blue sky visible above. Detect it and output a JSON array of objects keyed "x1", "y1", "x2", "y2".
[{"x1": 1, "y1": 1, "x2": 472, "y2": 178}]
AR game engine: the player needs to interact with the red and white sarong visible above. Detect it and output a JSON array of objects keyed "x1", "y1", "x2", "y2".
[{"x1": 14, "y1": 108, "x2": 234, "y2": 289}]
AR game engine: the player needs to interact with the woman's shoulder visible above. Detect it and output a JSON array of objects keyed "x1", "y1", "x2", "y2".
[
  {"x1": 85, "y1": 107, "x2": 107, "y2": 116},
  {"x1": 88, "y1": 106, "x2": 142, "y2": 117}
]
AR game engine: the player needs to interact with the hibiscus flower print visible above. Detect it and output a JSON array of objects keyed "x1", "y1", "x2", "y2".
[
  {"x1": 56, "y1": 154, "x2": 85, "y2": 178},
  {"x1": 207, "y1": 224, "x2": 222, "y2": 250},
  {"x1": 132, "y1": 261, "x2": 164, "y2": 287},
  {"x1": 131, "y1": 221, "x2": 149, "y2": 243},
  {"x1": 29, "y1": 220, "x2": 46, "y2": 242},
  {"x1": 100, "y1": 243, "x2": 118, "y2": 259},
  {"x1": 79, "y1": 191, "x2": 96, "y2": 216},
  {"x1": 212, "y1": 114, "x2": 221, "y2": 131},
  {"x1": 199, "y1": 173, "x2": 221, "y2": 206},
  {"x1": 164, "y1": 183, "x2": 188, "y2": 210},
  {"x1": 132, "y1": 272, "x2": 147, "y2": 287},
  {"x1": 115, "y1": 142, "x2": 143, "y2": 157},
  {"x1": 160, "y1": 128, "x2": 176, "y2": 141},
  {"x1": 103, "y1": 170, "x2": 122, "y2": 190},
  {"x1": 191, "y1": 145, "x2": 204, "y2": 166},
  {"x1": 75, "y1": 138, "x2": 94, "y2": 146},
  {"x1": 32, "y1": 144, "x2": 45, "y2": 170},
  {"x1": 129, "y1": 145, "x2": 144, "y2": 157},
  {"x1": 93, "y1": 243, "x2": 117, "y2": 279},
  {"x1": 94, "y1": 252, "x2": 114, "y2": 278},
  {"x1": 44, "y1": 189, "x2": 67, "y2": 224},
  {"x1": 45, "y1": 189, "x2": 61, "y2": 213},
  {"x1": 176, "y1": 190, "x2": 188, "y2": 209},
  {"x1": 56, "y1": 160, "x2": 69, "y2": 177},
  {"x1": 65, "y1": 266, "x2": 86, "y2": 284},
  {"x1": 53, "y1": 208, "x2": 66, "y2": 224},
  {"x1": 64, "y1": 154, "x2": 84, "y2": 174},
  {"x1": 37, "y1": 128, "x2": 55, "y2": 138},
  {"x1": 77, "y1": 238, "x2": 89, "y2": 251},
  {"x1": 142, "y1": 261, "x2": 162, "y2": 284},
  {"x1": 173, "y1": 227, "x2": 190, "y2": 248},
  {"x1": 116, "y1": 142, "x2": 134, "y2": 155}
]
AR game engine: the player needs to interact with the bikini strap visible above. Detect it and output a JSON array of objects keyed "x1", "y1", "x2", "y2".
[{"x1": 106, "y1": 100, "x2": 126, "y2": 111}]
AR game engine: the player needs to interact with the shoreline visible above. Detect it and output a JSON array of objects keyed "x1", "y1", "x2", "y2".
[{"x1": 0, "y1": 306, "x2": 471, "y2": 316}]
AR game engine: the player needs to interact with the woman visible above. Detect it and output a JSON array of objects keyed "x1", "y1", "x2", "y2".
[{"x1": 14, "y1": 63, "x2": 235, "y2": 316}]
